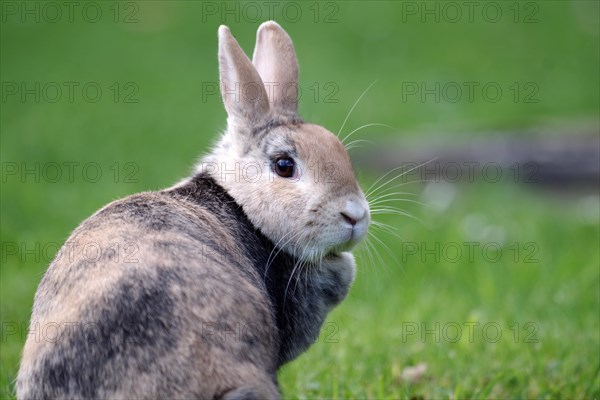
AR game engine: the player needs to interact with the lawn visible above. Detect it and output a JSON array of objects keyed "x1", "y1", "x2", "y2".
[
  {"x1": 1, "y1": 1, "x2": 599, "y2": 398},
  {"x1": 279, "y1": 181, "x2": 600, "y2": 398}
]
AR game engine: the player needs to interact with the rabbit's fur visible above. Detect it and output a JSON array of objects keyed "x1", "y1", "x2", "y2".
[{"x1": 17, "y1": 22, "x2": 370, "y2": 399}]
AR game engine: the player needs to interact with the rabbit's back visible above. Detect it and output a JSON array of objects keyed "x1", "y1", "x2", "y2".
[{"x1": 17, "y1": 176, "x2": 280, "y2": 399}]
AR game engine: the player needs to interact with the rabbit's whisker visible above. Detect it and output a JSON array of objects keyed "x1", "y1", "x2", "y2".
[
  {"x1": 344, "y1": 139, "x2": 375, "y2": 152},
  {"x1": 369, "y1": 221, "x2": 405, "y2": 241},
  {"x1": 360, "y1": 236, "x2": 377, "y2": 274},
  {"x1": 367, "y1": 231, "x2": 397, "y2": 272},
  {"x1": 264, "y1": 229, "x2": 305, "y2": 279},
  {"x1": 367, "y1": 191, "x2": 418, "y2": 203},
  {"x1": 367, "y1": 179, "x2": 433, "y2": 200},
  {"x1": 364, "y1": 236, "x2": 387, "y2": 275},
  {"x1": 293, "y1": 257, "x2": 311, "y2": 300},
  {"x1": 365, "y1": 158, "x2": 438, "y2": 198},
  {"x1": 370, "y1": 208, "x2": 430, "y2": 229},
  {"x1": 369, "y1": 197, "x2": 428, "y2": 208},
  {"x1": 341, "y1": 123, "x2": 393, "y2": 145},
  {"x1": 337, "y1": 80, "x2": 378, "y2": 139},
  {"x1": 284, "y1": 234, "x2": 311, "y2": 305}
]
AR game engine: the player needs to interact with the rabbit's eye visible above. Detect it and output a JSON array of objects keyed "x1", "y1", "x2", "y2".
[{"x1": 274, "y1": 157, "x2": 296, "y2": 178}]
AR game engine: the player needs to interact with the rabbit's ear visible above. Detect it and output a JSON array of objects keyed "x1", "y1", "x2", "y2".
[
  {"x1": 252, "y1": 21, "x2": 299, "y2": 115},
  {"x1": 218, "y1": 25, "x2": 270, "y2": 127}
]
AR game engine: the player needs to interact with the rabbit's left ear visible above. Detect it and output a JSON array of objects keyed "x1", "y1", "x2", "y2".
[{"x1": 252, "y1": 21, "x2": 299, "y2": 115}]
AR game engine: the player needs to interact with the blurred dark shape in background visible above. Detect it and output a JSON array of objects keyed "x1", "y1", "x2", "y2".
[{"x1": 357, "y1": 121, "x2": 599, "y2": 189}]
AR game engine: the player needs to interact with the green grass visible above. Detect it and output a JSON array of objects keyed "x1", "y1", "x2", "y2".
[
  {"x1": 280, "y1": 182, "x2": 600, "y2": 398},
  {"x1": 1, "y1": 1, "x2": 599, "y2": 398}
]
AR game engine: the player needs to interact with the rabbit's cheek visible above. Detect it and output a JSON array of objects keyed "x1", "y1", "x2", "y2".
[{"x1": 350, "y1": 217, "x2": 369, "y2": 244}]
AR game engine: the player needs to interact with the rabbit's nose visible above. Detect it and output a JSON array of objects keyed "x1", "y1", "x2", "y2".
[
  {"x1": 341, "y1": 200, "x2": 367, "y2": 226},
  {"x1": 341, "y1": 212, "x2": 358, "y2": 226}
]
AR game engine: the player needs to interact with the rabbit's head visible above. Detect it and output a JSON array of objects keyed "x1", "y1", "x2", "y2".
[{"x1": 201, "y1": 21, "x2": 369, "y2": 262}]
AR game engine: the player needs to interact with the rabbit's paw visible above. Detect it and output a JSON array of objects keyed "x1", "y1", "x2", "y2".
[{"x1": 317, "y1": 252, "x2": 356, "y2": 306}]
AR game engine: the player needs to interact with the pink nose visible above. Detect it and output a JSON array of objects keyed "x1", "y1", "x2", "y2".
[
  {"x1": 340, "y1": 199, "x2": 367, "y2": 227},
  {"x1": 341, "y1": 212, "x2": 357, "y2": 226}
]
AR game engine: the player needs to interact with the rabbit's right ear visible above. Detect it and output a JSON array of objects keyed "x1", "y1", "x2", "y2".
[
  {"x1": 252, "y1": 21, "x2": 299, "y2": 116},
  {"x1": 218, "y1": 25, "x2": 270, "y2": 128}
]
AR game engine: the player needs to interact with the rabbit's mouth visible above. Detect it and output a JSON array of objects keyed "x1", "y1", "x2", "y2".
[
  {"x1": 324, "y1": 250, "x2": 343, "y2": 260},
  {"x1": 289, "y1": 230, "x2": 364, "y2": 262},
  {"x1": 320, "y1": 226, "x2": 367, "y2": 259},
  {"x1": 324, "y1": 241, "x2": 354, "y2": 259}
]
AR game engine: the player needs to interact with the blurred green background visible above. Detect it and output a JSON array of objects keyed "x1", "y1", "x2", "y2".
[{"x1": 1, "y1": 1, "x2": 599, "y2": 398}]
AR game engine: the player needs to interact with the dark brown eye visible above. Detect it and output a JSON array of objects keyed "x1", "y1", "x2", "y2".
[{"x1": 274, "y1": 157, "x2": 295, "y2": 178}]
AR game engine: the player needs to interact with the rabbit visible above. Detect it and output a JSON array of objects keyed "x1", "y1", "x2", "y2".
[{"x1": 16, "y1": 21, "x2": 370, "y2": 400}]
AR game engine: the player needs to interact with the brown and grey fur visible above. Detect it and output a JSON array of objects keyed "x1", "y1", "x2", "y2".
[{"x1": 17, "y1": 21, "x2": 370, "y2": 399}]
